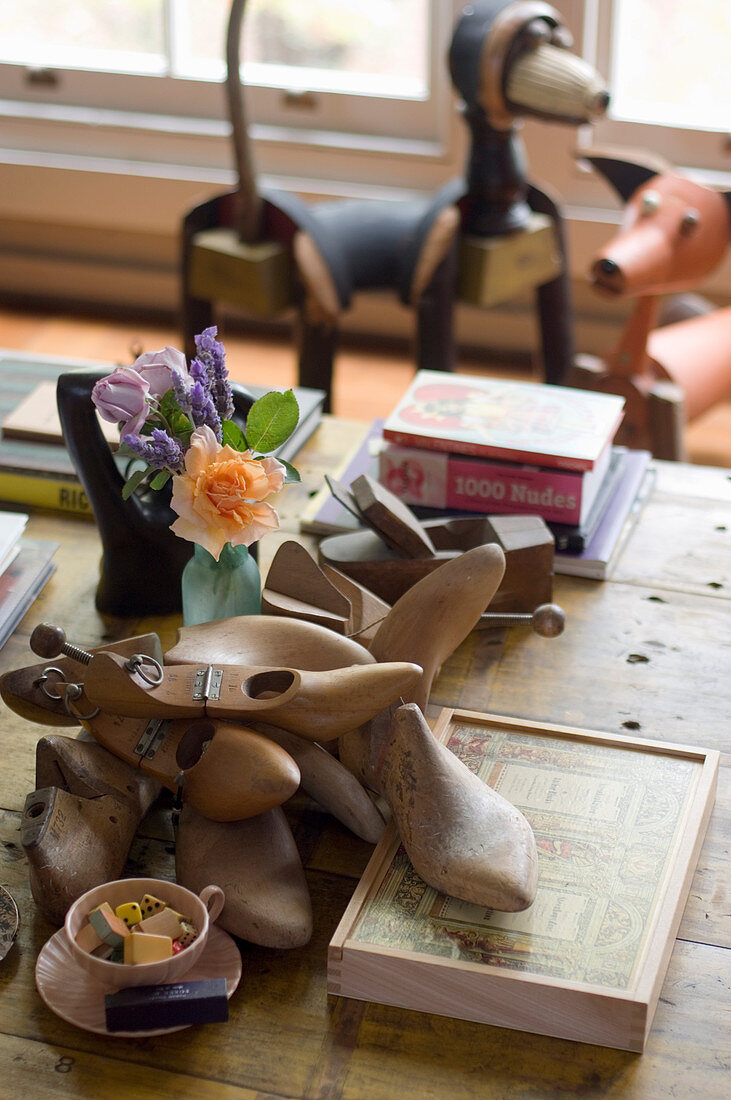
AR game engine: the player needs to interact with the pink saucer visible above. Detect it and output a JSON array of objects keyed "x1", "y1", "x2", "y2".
[{"x1": 35, "y1": 923, "x2": 242, "y2": 1036}]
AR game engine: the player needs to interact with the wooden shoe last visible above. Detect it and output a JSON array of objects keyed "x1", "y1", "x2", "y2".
[
  {"x1": 21, "y1": 734, "x2": 161, "y2": 924},
  {"x1": 363, "y1": 704, "x2": 537, "y2": 912},
  {"x1": 0, "y1": 632, "x2": 163, "y2": 726},
  {"x1": 339, "y1": 543, "x2": 506, "y2": 780},
  {"x1": 175, "y1": 804, "x2": 313, "y2": 948},
  {"x1": 83, "y1": 653, "x2": 422, "y2": 740},
  {"x1": 256, "y1": 722, "x2": 386, "y2": 843},
  {"x1": 165, "y1": 614, "x2": 374, "y2": 670},
  {"x1": 82, "y1": 712, "x2": 300, "y2": 822}
]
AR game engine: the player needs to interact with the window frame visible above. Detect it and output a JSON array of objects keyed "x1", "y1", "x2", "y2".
[
  {"x1": 0, "y1": 0, "x2": 730, "y2": 306},
  {"x1": 0, "y1": 1, "x2": 461, "y2": 165}
]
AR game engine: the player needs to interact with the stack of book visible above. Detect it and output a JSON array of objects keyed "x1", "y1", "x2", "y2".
[
  {"x1": 0, "y1": 509, "x2": 58, "y2": 650},
  {"x1": 302, "y1": 371, "x2": 655, "y2": 580},
  {"x1": 0, "y1": 350, "x2": 326, "y2": 517}
]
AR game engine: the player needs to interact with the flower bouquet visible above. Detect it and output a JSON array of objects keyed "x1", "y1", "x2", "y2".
[{"x1": 91, "y1": 327, "x2": 300, "y2": 623}]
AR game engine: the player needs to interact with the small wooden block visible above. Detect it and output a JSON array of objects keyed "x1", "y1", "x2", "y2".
[
  {"x1": 262, "y1": 541, "x2": 351, "y2": 630},
  {"x1": 136, "y1": 908, "x2": 186, "y2": 940},
  {"x1": 457, "y1": 213, "x2": 561, "y2": 308},
  {"x1": 189, "y1": 228, "x2": 294, "y2": 317},
  {"x1": 350, "y1": 474, "x2": 436, "y2": 559},
  {"x1": 89, "y1": 901, "x2": 114, "y2": 917},
  {"x1": 116, "y1": 901, "x2": 143, "y2": 927},
  {"x1": 88, "y1": 908, "x2": 130, "y2": 947},
  {"x1": 177, "y1": 919, "x2": 199, "y2": 947},
  {"x1": 123, "y1": 932, "x2": 173, "y2": 965},
  {"x1": 91, "y1": 942, "x2": 116, "y2": 960},
  {"x1": 139, "y1": 893, "x2": 167, "y2": 917},
  {"x1": 75, "y1": 921, "x2": 105, "y2": 954}
]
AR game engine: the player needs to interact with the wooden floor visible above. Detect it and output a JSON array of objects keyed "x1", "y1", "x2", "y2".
[{"x1": 1, "y1": 305, "x2": 729, "y2": 466}]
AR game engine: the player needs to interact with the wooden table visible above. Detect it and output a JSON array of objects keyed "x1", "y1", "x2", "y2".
[{"x1": 0, "y1": 417, "x2": 728, "y2": 1099}]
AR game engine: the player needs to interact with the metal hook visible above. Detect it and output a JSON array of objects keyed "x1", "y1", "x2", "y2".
[
  {"x1": 124, "y1": 653, "x2": 164, "y2": 686},
  {"x1": 63, "y1": 683, "x2": 100, "y2": 722},
  {"x1": 37, "y1": 666, "x2": 69, "y2": 701}
]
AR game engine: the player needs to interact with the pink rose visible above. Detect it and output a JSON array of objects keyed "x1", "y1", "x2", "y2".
[
  {"x1": 91, "y1": 366, "x2": 151, "y2": 436},
  {"x1": 170, "y1": 426, "x2": 286, "y2": 558},
  {"x1": 132, "y1": 346, "x2": 188, "y2": 398}
]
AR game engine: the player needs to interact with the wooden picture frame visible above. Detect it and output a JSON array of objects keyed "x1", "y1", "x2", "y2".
[{"x1": 328, "y1": 708, "x2": 719, "y2": 1052}]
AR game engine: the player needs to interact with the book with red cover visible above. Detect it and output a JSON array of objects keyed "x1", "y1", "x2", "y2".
[
  {"x1": 378, "y1": 440, "x2": 614, "y2": 526},
  {"x1": 382, "y1": 371, "x2": 625, "y2": 472}
]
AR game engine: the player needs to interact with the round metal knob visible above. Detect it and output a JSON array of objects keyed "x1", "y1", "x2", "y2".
[{"x1": 30, "y1": 623, "x2": 93, "y2": 664}]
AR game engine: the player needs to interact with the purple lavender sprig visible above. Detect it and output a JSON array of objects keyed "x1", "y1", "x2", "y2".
[
  {"x1": 122, "y1": 428, "x2": 185, "y2": 474},
  {"x1": 188, "y1": 366, "x2": 222, "y2": 440},
  {"x1": 195, "y1": 325, "x2": 234, "y2": 421},
  {"x1": 171, "y1": 370, "x2": 193, "y2": 420}
]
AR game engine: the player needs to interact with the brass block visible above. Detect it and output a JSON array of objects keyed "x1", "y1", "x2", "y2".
[
  {"x1": 457, "y1": 213, "x2": 561, "y2": 309},
  {"x1": 189, "y1": 228, "x2": 294, "y2": 317}
]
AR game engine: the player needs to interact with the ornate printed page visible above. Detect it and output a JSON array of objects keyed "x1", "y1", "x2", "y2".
[{"x1": 351, "y1": 719, "x2": 701, "y2": 989}]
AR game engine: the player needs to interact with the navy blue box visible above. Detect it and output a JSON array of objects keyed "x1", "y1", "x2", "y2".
[{"x1": 104, "y1": 977, "x2": 229, "y2": 1032}]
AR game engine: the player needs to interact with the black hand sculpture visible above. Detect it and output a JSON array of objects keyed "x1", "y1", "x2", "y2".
[{"x1": 56, "y1": 371, "x2": 255, "y2": 617}]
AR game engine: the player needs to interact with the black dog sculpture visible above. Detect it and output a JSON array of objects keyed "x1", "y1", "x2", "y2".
[{"x1": 182, "y1": 1, "x2": 609, "y2": 407}]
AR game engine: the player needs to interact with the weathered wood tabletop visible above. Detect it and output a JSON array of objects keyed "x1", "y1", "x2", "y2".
[{"x1": 0, "y1": 417, "x2": 728, "y2": 1099}]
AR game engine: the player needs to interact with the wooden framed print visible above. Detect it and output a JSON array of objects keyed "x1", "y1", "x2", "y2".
[{"x1": 328, "y1": 708, "x2": 719, "y2": 1052}]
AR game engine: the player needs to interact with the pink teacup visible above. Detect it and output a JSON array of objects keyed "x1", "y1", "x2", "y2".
[{"x1": 64, "y1": 877, "x2": 224, "y2": 990}]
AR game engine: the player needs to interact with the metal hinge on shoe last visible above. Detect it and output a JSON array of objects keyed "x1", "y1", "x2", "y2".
[
  {"x1": 192, "y1": 666, "x2": 223, "y2": 702},
  {"x1": 134, "y1": 718, "x2": 170, "y2": 760}
]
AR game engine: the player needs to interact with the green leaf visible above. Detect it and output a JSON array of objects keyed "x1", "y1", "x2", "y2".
[
  {"x1": 278, "y1": 459, "x2": 301, "y2": 484},
  {"x1": 157, "y1": 389, "x2": 180, "y2": 419},
  {"x1": 121, "y1": 467, "x2": 150, "y2": 500},
  {"x1": 221, "y1": 418, "x2": 248, "y2": 452},
  {"x1": 149, "y1": 469, "x2": 172, "y2": 490},
  {"x1": 245, "y1": 390, "x2": 299, "y2": 454}
]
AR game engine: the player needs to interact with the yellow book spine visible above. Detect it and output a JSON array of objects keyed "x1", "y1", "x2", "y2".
[{"x1": 0, "y1": 471, "x2": 93, "y2": 517}]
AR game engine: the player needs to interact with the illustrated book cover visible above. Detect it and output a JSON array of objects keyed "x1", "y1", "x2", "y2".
[
  {"x1": 328, "y1": 708, "x2": 718, "y2": 1052},
  {"x1": 378, "y1": 438, "x2": 616, "y2": 526},
  {"x1": 300, "y1": 419, "x2": 635, "y2": 556},
  {"x1": 0, "y1": 537, "x2": 58, "y2": 650},
  {"x1": 382, "y1": 371, "x2": 625, "y2": 471}
]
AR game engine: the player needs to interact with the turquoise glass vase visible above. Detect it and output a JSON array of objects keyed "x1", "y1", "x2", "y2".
[{"x1": 181, "y1": 541, "x2": 261, "y2": 626}]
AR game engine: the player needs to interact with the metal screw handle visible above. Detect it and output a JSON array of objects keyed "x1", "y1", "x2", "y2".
[
  {"x1": 30, "y1": 623, "x2": 94, "y2": 664},
  {"x1": 480, "y1": 603, "x2": 566, "y2": 637}
]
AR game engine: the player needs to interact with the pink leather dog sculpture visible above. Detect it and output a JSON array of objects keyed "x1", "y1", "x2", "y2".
[{"x1": 570, "y1": 149, "x2": 731, "y2": 459}]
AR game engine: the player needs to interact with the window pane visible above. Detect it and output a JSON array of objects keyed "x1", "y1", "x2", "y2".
[
  {"x1": 178, "y1": 0, "x2": 429, "y2": 98},
  {"x1": 0, "y1": 0, "x2": 166, "y2": 74},
  {"x1": 610, "y1": 0, "x2": 730, "y2": 132}
]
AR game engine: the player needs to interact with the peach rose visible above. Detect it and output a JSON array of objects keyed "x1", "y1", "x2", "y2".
[{"x1": 170, "y1": 426, "x2": 286, "y2": 559}]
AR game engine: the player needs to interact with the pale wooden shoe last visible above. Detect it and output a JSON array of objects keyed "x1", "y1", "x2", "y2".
[
  {"x1": 81, "y1": 711, "x2": 300, "y2": 822},
  {"x1": 372, "y1": 704, "x2": 537, "y2": 912},
  {"x1": 83, "y1": 652, "x2": 423, "y2": 741},
  {"x1": 166, "y1": 614, "x2": 374, "y2": 670},
  {"x1": 256, "y1": 722, "x2": 386, "y2": 843},
  {"x1": 368, "y1": 543, "x2": 507, "y2": 710},
  {"x1": 175, "y1": 804, "x2": 313, "y2": 948}
]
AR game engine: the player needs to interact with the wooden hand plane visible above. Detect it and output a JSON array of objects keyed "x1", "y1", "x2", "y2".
[{"x1": 319, "y1": 473, "x2": 554, "y2": 611}]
